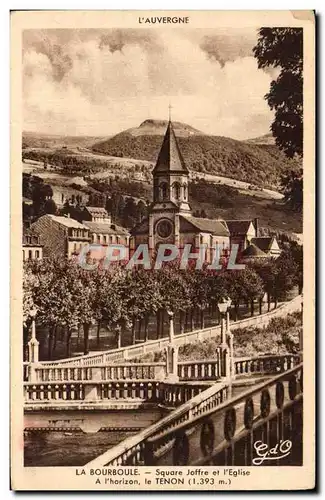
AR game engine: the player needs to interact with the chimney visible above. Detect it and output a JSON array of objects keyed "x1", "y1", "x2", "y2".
[{"x1": 254, "y1": 218, "x2": 259, "y2": 237}]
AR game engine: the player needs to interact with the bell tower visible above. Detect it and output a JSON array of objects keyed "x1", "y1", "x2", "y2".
[{"x1": 149, "y1": 112, "x2": 191, "y2": 252}]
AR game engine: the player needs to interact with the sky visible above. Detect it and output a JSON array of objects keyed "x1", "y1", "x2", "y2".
[{"x1": 23, "y1": 28, "x2": 277, "y2": 140}]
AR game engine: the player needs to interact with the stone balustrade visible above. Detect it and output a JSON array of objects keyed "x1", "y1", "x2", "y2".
[
  {"x1": 23, "y1": 379, "x2": 212, "y2": 405},
  {"x1": 178, "y1": 358, "x2": 222, "y2": 381},
  {"x1": 234, "y1": 354, "x2": 301, "y2": 377},
  {"x1": 87, "y1": 364, "x2": 303, "y2": 467},
  {"x1": 37, "y1": 295, "x2": 302, "y2": 368},
  {"x1": 28, "y1": 362, "x2": 167, "y2": 383},
  {"x1": 86, "y1": 380, "x2": 230, "y2": 467}
]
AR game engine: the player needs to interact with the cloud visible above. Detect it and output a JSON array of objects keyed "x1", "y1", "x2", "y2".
[{"x1": 23, "y1": 28, "x2": 274, "y2": 139}]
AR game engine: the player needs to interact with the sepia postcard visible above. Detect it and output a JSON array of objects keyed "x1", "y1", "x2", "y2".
[{"x1": 11, "y1": 10, "x2": 315, "y2": 491}]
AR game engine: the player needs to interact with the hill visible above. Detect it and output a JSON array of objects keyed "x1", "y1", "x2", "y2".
[
  {"x1": 92, "y1": 121, "x2": 300, "y2": 190},
  {"x1": 22, "y1": 131, "x2": 108, "y2": 151},
  {"x1": 245, "y1": 133, "x2": 275, "y2": 145}
]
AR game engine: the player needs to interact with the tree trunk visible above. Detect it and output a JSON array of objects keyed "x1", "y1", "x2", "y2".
[
  {"x1": 52, "y1": 325, "x2": 58, "y2": 355},
  {"x1": 250, "y1": 299, "x2": 254, "y2": 317},
  {"x1": 83, "y1": 323, "x2": 90, "y2": 355},
  {"x1": 160, "y1": 310, "x2": 164, "y2": 338},
  {"x1": 66, "y1": 329, "x2": 72, "y2": 357},
  {"x1": 259, "y1": 298, "x2": 263, "y2": 315},
  {"x1": 116, "y1": 326, "x2": 122, "y2": 349},
  {"x1": 131, "y1": 317, "x2": 136, "y2": 344},
  {"x1": 156, "y1": 311, "x2": 160, "y2": 338},
  {"x1": 267, "y1": 293, "x2": 271, "y2": 312},
  {"x1": 77, "y1": 324, "x2": 81, "y2": 349},
  {"x1": 200, "y1": 310, "x2": 205, "y2": 329},
  {"x1": 190, "y1": 309, "x2": 195, "y2": 331},
  {"x1": 144, "y1": 315, "x2": 149, "y2": 342},
  {"x1": 47, "y1": 325, "x2": 55, "y2": 360},
  {"x1": 138, "y1": 318, "x2": 142, "y2": 341},
  {"x1": 234, "y1": 303, "x2": 239, "y2": 322},
  {"x1": 274, "y1": 296, "x2": 278, "y2": 309},
  {"x1": 180, "y1": 311, "x2": 185, "y2": 334},
  {"x1": 96, "y1": 321, "x2": 101, "y2": 348}
]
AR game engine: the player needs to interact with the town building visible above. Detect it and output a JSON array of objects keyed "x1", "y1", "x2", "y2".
[
  {"x1": 31, "y1": 214, "x2": 91, "y2": 259},
  {"x1": 225, "y1": 219, "x2": 258, "y2": 253},
  {"x1": 130, "y1": 119, "x2": 278, "y2": 263},
  {"x1": 82, "y1": 206, "x2": 112, "y2": 224},
  {"x1": 241, "y1": 236, "x2": 281, "y2": 261},
  {"x1": 23, "y1": 228, "x2": 43, "y2": 261},
  {"x1": 82, "y1": 206, "x2": 130, "y2": 256}
]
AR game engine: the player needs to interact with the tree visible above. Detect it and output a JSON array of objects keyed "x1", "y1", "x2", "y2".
[
  {"x1": 253, "y1": 28, "x2": 303, "y2": 158},
  {"x1": 280, "y1": 168, "x2": 303, "y2": 211}
]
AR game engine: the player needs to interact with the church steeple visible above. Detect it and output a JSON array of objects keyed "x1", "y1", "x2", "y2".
[
  {"x1": 153, "y1": 120, "x2": 189, "y2": 175},
  {"x1": 152, "y1": 118, "x2": 191, "y2": 214}
]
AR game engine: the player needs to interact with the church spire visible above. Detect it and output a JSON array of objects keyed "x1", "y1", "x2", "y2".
[{"x1": 153, "y1": 119, "x2": 189, "y2": 174}]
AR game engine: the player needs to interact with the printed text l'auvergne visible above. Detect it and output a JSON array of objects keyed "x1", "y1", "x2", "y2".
[{"x1": 138, "y1": 16, "x2": 189, "y2": 24}]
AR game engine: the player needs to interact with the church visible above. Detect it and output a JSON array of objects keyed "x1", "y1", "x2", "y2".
[{"x1": 130, "y1": 119, "x2": 277, "y2": 263}]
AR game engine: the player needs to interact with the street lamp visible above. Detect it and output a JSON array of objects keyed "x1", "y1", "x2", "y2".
[
  {"x1": 28, "y1": 308, "x2": 39, "y2": 364},
  {"x1": 218, "y1": 297, "x2": 232, "y2": 346},
  {"x1": 217, "y1": 298, "x2": 233, "y2": 385}
]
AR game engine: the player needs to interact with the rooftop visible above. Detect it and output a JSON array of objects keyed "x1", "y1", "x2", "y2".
[
  {"x1": 181, "y1": 215, "x2": 230, "y2": 236},
  {"x1": 251, "y1": 236, "x2": 275, "y2": 252},
  {"x1": 47, "y1": 214, "x2": 89, "y2": 230},
  {"x1": 83, "y1": 221, "x2": 130, "y2": 236},
  {"x1": 85, "y1": 206, "x2": 110, "y2": 216},
  {"x1": 226, "y1": 220, "x2": 254, "y2": 235},
  {"x1": 241, "y1": 243, "x2": 267, "y2": 258}
]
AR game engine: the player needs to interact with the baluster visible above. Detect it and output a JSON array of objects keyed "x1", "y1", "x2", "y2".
[
  {"x1": 62, "y1": 384, "x2": 67, "y2": 400},
  {"x1": 54, "y1": 384, "x2": 59, "y2": 400},
  {"x1": 39, "y1": 384, "x2": 44, "y2": 400},
  {"x1": 47, "y1": 384, "x2": 51, "y2": 400},
  {"x1": 70, "y1": 384, "x2": 75, "y2": 400}
]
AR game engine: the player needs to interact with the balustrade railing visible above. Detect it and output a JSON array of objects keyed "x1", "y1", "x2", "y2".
[
  {"x1": 86, "y1": 364, "x2": 302, "y2": 467},
  {"x1": 37, "y1": 295, "x2": 302, "y2": 367},
  {"x1": 23, "y1": 379, "x2": 212, "y2": 405},
  {"x1": 86, "y1": 381, "x2": 230, "y2": 466},
  {"x1": 28, "y1": 362, "x2": 166, "y2": 383},
  {"x1": 234, "y1": 354, "x2": 301, "y2": 377},
  {"x1": 178, "y1": 358, "x2": 222, "y2": 381}
]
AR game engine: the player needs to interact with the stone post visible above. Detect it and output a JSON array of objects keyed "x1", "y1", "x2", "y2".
[
  {"x1": 27, "y1": 317, "x2": 39, "y2": 382},
  {"x1": 168, "y1": 311, "x2": 175, "y2": 343},
  {"x1": 227, "y1": 332, "x2": 235, "y2": 382},
  {"x1": 84, "y1": 367, "x2": 102, "y2": 401},
  {"x1": 220, "y1": 316, "x2": 227, "y2": 348},
  {"x1": 165, "y1": 345, "x2": 179, "y2": 382},
  {"x1": 226, "y1": 310, "x2": 230, "y2": 335}
]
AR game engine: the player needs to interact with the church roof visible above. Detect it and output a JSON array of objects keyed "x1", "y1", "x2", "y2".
[
  {"x1": 251, "y1": 236, "x2": 275, "y2": 252},
  {"x1": 153, "y1": 121, "x2": 189, "y2": 174},
  {"x1": 241, "y1": 243, "x2": 267, "y2": 258},
  {"x1": 226, "y1": 220, "x2": 253, "y2": 235},
  {"x1": 180, "y1": 215, "x2": 230, "y2": 236}
]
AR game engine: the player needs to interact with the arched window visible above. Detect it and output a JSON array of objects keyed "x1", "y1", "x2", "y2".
[
  {"x1": 159, "y1": 182, "x2": 168, "y2": 200},
  {"x1": 183, "y1": 184, "x2": 188, "y2": 200},
  {"x1": 173, "y1": 182, "x2": 181, "y2": 200}
]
